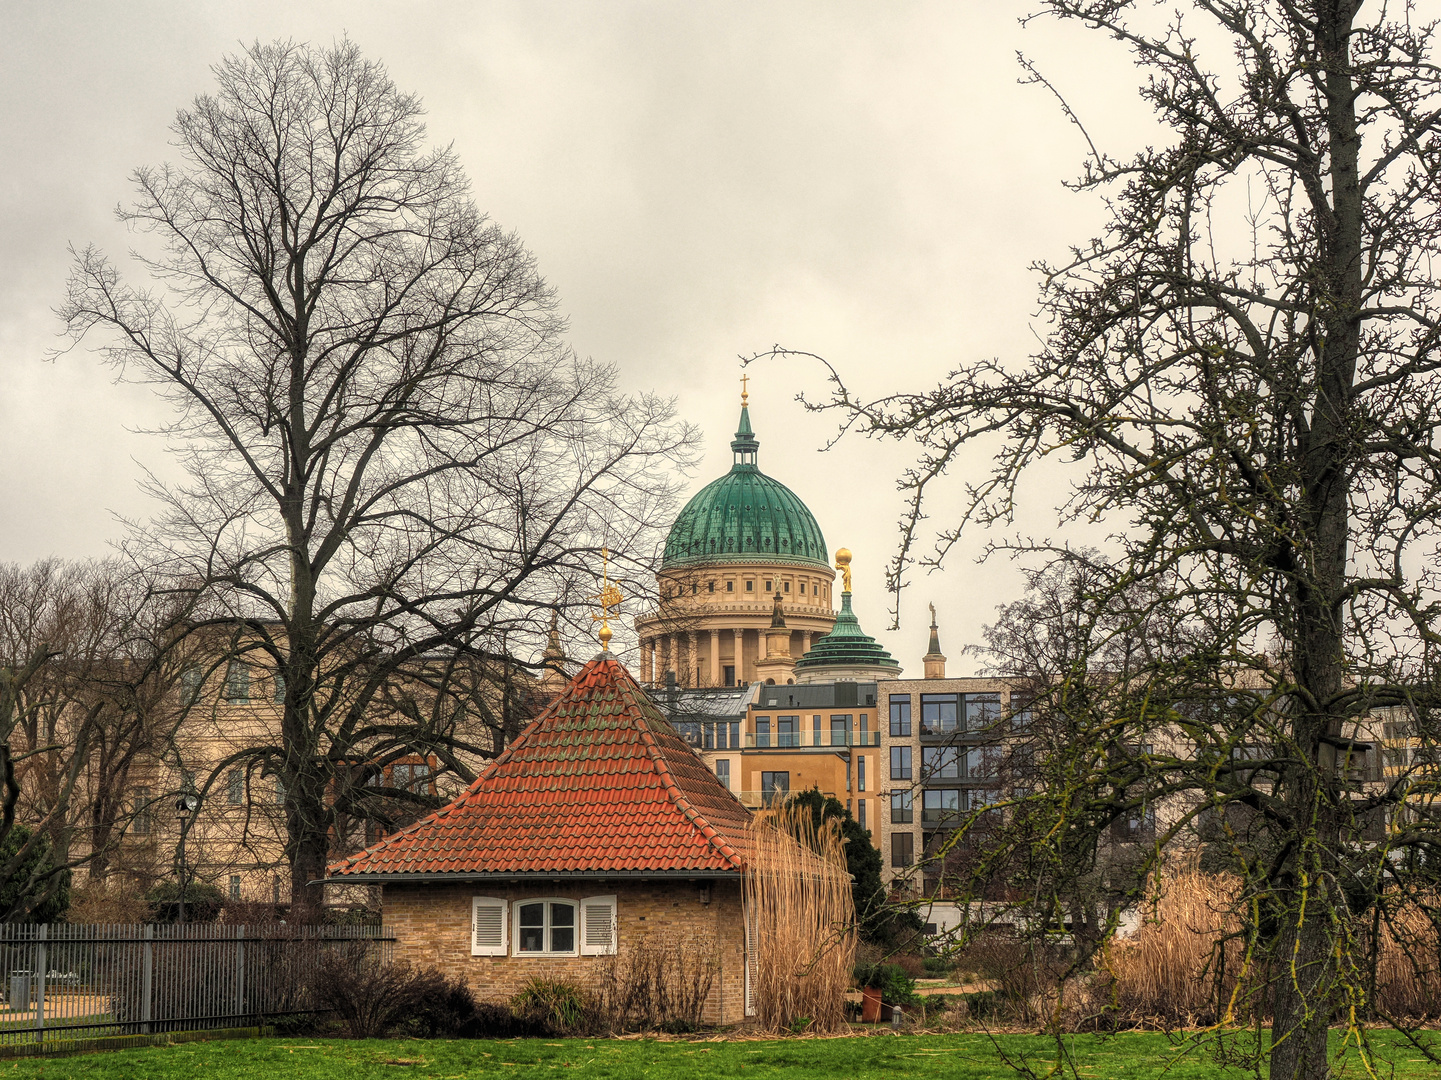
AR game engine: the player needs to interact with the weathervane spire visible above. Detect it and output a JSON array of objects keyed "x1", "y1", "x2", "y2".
[
  {"x1": 590, "y1": 547, "x2": 622, "y2": 650},
  {"x1": 740, "y1": 371, "x2": 750, "y2": 406}
]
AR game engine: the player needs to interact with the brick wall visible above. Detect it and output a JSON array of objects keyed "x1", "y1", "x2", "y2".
[{"x1": 382, "y1": 877, "x2": 749, "y2": 1025}]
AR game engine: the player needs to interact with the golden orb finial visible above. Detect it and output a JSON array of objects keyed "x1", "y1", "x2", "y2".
[
  {"x1": 740, "y1": 371, "x2": 750, "y2": 407},
  {"x1": 589, "y1": 546, "x2": 623, "y2": 650},
  {"x1": 835, "y1": 547, "x2": 852, "y2": 592}
]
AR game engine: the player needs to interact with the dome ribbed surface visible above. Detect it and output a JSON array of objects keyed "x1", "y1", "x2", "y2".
[
  {"x1": 662, "y1": 406, "x2": 829, "y2": 569},
  {"x1": 793, "y1": 593, "x2": 901, "y2": 675}
]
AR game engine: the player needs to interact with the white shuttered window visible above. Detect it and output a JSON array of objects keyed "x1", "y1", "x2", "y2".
[
  {"x1": 471, "y1": 896, "x2": 507, "y2": 956},
  {"x1": 579, "y1": 895, "x2": 617, "y2": 955}
]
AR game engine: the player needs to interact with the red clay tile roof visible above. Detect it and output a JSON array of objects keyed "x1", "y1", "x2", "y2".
[{"x1": 327, "y1": 654, "x2": 752, "y2": 879}]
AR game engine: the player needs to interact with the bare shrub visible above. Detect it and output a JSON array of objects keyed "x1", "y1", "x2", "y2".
[
  {"x1": 960, "y1": 933, "x2": 1072, "y2": 1026},
  {"x1": 311, "y1": 948, "x2": 476, "y2": 1039},
  {"x1": 745, "y1": 802, "x2": 857, "y2": 1033},
  {"x1": 593, "y1": 931, "x2": 719, "y2": 1032},
  {"x1": 65, "y1": 880, "x2": 152, "y2": 924}
]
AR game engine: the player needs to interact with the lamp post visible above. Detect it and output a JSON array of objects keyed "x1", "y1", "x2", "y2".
[{"x1": 175, "y1": 793, "x2": 199, "y2": 924}]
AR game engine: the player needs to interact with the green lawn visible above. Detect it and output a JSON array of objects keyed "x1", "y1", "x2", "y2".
[{"x1": 2, "y1": 1032, "x2": 1439, "y2": 1080}]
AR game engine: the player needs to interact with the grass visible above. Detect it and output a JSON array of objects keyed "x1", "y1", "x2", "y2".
[{"x1": 2, "y1": 1031, "x2": 1439, "y2": 1079}]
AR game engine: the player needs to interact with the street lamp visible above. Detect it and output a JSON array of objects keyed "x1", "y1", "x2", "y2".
[{"x1": 175, "y1": 793, "x2": 199, "y2": 924}]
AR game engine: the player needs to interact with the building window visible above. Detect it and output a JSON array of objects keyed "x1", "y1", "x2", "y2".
[
  {"x1": 223, "y1": 660, "x2": 251, "y2": 703},
  {"x1": 858, "y1": 798, "x2": 867, "y2": 830},
  {"x1": 180, "y1": 666, "x2": 204, "y2": 706},
  {"x1": 715, "y1": 760, "x2": 730, "y2": 789},
  {"x1": 765, "y1": 580, "x2": 772, "y2": 591},
  {"x1": 920, "y1": 694, "x2": 957, "y2": 736},
  {"x1": 858, "y1": 756, "x2": 866, "y2": 792},
  {"x1": 923, "y1": 788, "x2": 961, "y2": 825},
  {"x1": 724, "y1": 665, "x2": 736, "y2": 687},
  {"x1": 964, "y1": 694, "x2": 1002, "y2": 732},
  {"x1": 800, "y1": 583, "x2": 807, "y2": 595},
  {"x1": 514, "y1": 899, "x2": 577, "y2": 956},
  {"x1": 272, "y1": 774, "x2": 286, "y2": 804},
  {"x1": 783, "y1": 581, "x2": 790, "y2": 593},
  {"x1": 889, "y1": 696, "x2": 912, "y2": 737},
  {"x1": 777, "y1": 715, "x2": 799, "y2": 747},
  {"x1": 755, "y1": 717, "x2": 771, "y2": 748},
  {"x1": 891, "y1": 791, "x2": 913, "y2": 823},
  {"x1": 727, "y1": 581, "x2": 734, "y2": 592},
  {"x1": 965, "y1": 746, "x2": 1001, "y2": 780},
  {"x1": 1008, "y1": 694, "x2": 1033, "y2": 733},
  {"x1": 891, "y1": 832, "x2": 914, "y2": 868},
  {"x1": 830, "y1": 715, "x2": 851, "y2": 746},
  {"x1": 392, "y1": 761, "x2": 433, "y2": 793},
  {"x1": 708, "y1": 581, "x2": 716, "y2": 593},
  {"x1": 746, "y1": 580, "x2": 754, "y2": 592},
  {"x1": 1112, "y1": 806, "x2": 1156, "y2": 843},
  {"x1": 131, "y1": 787, "x2": 152, "y2": 837},
  {"x1": 890, "y1": 746, "x2": 912, "y2": 781},
  {"x1": 761, "y1": 771, "x2": 790, "y2": 805},
  {"x1": 923, "y1": 746, "x2": 961, "y2": 779},
  {"x1": 227, "y1": 768, "x2": 244, "y2": 805},
  {"x1": 229, "y1": 875, "x2": 242, "y2": 901}
]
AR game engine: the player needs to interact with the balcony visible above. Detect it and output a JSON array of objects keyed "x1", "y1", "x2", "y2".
[
  {"x1": 735, "y1": 788, "x2": 841, "y2": 809},
  {"x1": 744, "y1": 730, "x2": 881, "y2": 749}
]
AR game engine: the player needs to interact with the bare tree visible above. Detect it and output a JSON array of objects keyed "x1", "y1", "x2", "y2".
[
  {"x1": 785, "y1": 3, "x2": 1441, "y2": 1076},
  {"x1": 0, "y1": 559, "x2": 185, "y2": 918},
  {"x1": 58, "y1": 39, "x2": 696, "y2": 916}
]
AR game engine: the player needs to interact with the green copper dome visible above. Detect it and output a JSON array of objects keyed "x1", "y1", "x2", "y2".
[
  {"x1": 662, "y1": 405, "x2": 829, "y2": 569},
  {"x1": 793, "y1": 592, "x2": 901, "y2": 676}
]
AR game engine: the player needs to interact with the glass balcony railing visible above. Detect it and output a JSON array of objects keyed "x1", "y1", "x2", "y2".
[{"x1": 744, "y1": 730, "x2": 881, "y2": 749}]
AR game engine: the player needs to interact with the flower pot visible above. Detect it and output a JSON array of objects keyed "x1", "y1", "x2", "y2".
[{"x1": 861, "y1": 986, "x2": 883, "y2": 1022}]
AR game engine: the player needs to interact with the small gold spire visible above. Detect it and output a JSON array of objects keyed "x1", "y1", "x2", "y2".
[
  {"x1": 835, "y1": 548, "x2": 852, "y2": 592},
  {"x1": 589, "y1": 546, "x2": 623, "y2": 649},
  {"x1": 740, "y1": 371, "x2": 750, "y2": 406}
]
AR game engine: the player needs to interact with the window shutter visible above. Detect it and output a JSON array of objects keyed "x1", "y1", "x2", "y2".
[
  {"x1": 579, "y1": 895, "x2": 617, "y2": 956},
  {"x1": 472, "y1": 897, "x2": 507, "y2": 956}
]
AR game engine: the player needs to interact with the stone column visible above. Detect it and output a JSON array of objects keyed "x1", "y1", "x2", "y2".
[
  {"x1": 688, "y1": 631, "x2": 700, "y2": 688},
  {"x1": 801, "y1": 631, "x2": 813, "y2": 656},
  {"x1": 709, "y1": 630, "x2": 721, "y2": 686},
  {"x1": 642, "y1": 638, "x2": 654, "y2": 684},
  {"x1": 733, "y1": 628, "x2": 745, "y2": 684}
]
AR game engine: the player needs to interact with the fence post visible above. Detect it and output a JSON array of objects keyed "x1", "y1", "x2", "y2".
[
  {"x1": 235, "y1": 926, "x2": 246, "y2": 1022},
  {"x1": 34, "y1": 924, "x2": 47, "y2": 1044},
  {"x1": 141, "y1": 925, "x2": 154, "y2": 1035}
]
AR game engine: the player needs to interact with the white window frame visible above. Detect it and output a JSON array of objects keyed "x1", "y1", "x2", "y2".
[
  {"x1": 472, "y1": 896, "x2": 508, "y2": 956},
  {"x1": 511, "y1": 897, "x2": 580, "y2": 957},
  {"x1": 579, "y1": 895, "x2": 617, "y2": 956}
]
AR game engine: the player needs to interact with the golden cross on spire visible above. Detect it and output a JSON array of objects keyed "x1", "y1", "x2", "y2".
[
  {"x1": 740, "y1": 372, "x2": 750, "y2": 406},
  {"x1": 590, "y1": 546, "x2": 623, "y2": 649}
]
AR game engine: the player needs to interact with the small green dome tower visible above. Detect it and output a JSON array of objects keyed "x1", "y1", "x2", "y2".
[{"x1": 794, "y1": 549, "x2": 902, "y2": 681}]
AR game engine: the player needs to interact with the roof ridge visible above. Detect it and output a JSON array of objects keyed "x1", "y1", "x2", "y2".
[{"x1": 618, "y1": 676, "x2": 746, "y2": 871}]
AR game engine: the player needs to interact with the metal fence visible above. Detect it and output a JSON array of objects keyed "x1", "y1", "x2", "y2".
[{"x1": 0, "y1": 923, "x2": 393, "y2": 1048}]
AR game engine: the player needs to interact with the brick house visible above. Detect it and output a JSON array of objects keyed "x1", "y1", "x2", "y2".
[{"x1": 326, "y1": 652, "x2": 757, "y2": 1023}]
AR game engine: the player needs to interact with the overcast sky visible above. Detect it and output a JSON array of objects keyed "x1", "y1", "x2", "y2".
[{"x1": 1, "y1": 1, "x2": 1173, "y2": 671}]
